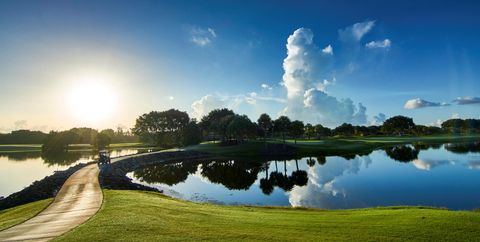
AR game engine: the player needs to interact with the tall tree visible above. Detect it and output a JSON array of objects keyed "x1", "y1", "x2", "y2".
[
  {"x1": 314, "y1": 124, "x2": 331, "y2": 138},
  {"x1": 199, "y1": 108, "x2": 235, "y2": 142},
  {"x1": 226, "y1": 115, "x2": 256, "y2": 142},
  {"x1": 290, "y1": 120, "x2": 304, "y2": 144},
  {"x1": 132, "y1": 109, "x2": 190, "y2": 147},
  {"x1": 382, "y1": 115, "x2": 415, "y2": 136},
  {"x1": 257, "y1": 113, "x2": 273, "y2": 141},
  {"x1": 273, "y1": 116, "x2": 291, "y2": 144},
  {"x1": 182, "y1": 121, "x2": 203, "y2": 146},
  {"x1": 304, "y1": 123, "x2": 315, "y2": 140},
  {"x1": 334, "y1": 123, "x2": 355, "y2": 136}
]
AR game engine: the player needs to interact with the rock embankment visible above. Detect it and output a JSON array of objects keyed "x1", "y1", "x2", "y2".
[{"x1": 0, "y1": 163, "x2": 89, "y2": 210}]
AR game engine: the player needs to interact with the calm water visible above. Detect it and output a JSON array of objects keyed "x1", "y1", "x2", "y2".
[
  {"x1": 0, "y1": 149, "x2": 145, "y2": 197},
  {"x1": 128, "y1": 142, "x2": 480, "y2": 210}
]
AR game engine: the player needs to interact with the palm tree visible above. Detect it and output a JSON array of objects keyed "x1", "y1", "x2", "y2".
[
  {"x1": 259, "y1": 162, "x2": 274, "y2": 195},
  {"x1": 306, "y1": 157, "x2": 316, "y2": 167},
  {"x1": 291, "y1": 159, "x2": 308, "y2": 187}
]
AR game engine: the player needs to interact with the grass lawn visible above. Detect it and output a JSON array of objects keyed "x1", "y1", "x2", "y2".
[
  {"x1": 55, "y1": 190, "x2": 480, "y2": 241},
  {"x1": 0, "y1": 198, "x2": 52, "y2": 231},
  {"x1": 187, "y1": 135, "x2": 480, "y2": 157}
]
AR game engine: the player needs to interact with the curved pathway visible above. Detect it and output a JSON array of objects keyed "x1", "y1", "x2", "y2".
[{"x1": 0, "y1": 164, "x2": 102, "y2": 242}]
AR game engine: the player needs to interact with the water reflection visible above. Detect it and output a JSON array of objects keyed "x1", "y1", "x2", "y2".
[
  {"x1": 134, "y1": 162, "x2": 198, "y2": 185},
  {"x1": 41, "y1": 151, "x2": 83, "y2": 167},
  {"x1": 0, "y1": 148, "x2": 144, "y2": 197},
  {"x1": 384, "y1": 145, "x2": 419, "y2": 162},
  {"x1": 128, "y1": 142, "x2": 480, "y2": 210},
  {"x1": 412, "y1": 159, "x2": 451, "y2": 170},
  {"x1": 0, "y1": 152, "x2": 41, "y2": 162},
  {"x1": 201, "y1": 161, "x2": 262, "y2": 190},
  {"x1": 444, "y1": 142, "x2": 480, "y2": 154}
]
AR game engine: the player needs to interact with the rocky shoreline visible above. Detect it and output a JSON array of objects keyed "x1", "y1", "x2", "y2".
[{"x1": 0, "y1": 162, "x2": 90, "y2": 210}]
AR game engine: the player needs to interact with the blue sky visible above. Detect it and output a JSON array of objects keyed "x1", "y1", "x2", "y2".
[{"x1": 0, "y1": 0, "x2": 479, "y2": 131}]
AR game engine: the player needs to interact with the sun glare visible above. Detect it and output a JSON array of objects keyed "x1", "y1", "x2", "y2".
[{"x1": 66, "y1": 75, "x2": 117, "y2": 123}]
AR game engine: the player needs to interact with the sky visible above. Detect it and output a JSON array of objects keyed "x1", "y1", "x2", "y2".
[{"x1": 1, "y1": 0, "x2": 479, "y2": 132}]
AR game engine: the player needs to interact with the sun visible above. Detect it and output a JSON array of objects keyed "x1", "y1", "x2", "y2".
[{"x1": 66, "y1": 75, "x2": 117, "y2": 123}]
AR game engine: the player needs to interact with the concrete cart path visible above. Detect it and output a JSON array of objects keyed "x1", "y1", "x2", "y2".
[{"x1": 0, "y1": 163, "x2": 102, "y2": 242}]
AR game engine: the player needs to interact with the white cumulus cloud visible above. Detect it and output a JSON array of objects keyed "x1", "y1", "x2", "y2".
[
  {"x1": 322, "y1": 44, "x2": 333, "y2": 55},
  {"x1": 191, "y1": 93, "x2": 286, "y2": 120},
  {"x1": 303, "y1": 88, "x2": 367, "y2": 125},
  {"x1": 281, "y1": 28, "x2": 368, "y2": 126},
  {"x1": 191, "y1": 95, "x2": 227, "y2": 119},
  {"x1": 404, "y1": 98, "x2": 449, "y2": 109},
  {"x1": 339, "y1": 20, "x2": 375, "y2": 42},
  {"x1": 365, "y1": 39, "x2": 391, "y2": 49}
]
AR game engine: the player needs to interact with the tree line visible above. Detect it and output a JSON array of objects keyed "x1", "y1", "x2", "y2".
[
  {"x1": 132, "y1": 108, "x2": 480, "y2": 147},
  {"x1": 41, "y1": 127, "x2": 138, "y2": 153},
  {"x1": 2, "y1": 109, "x2": 479, "y2": 149}
]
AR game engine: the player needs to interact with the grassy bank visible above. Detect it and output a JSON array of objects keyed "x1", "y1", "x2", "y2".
[
  {"x1": 0, "y1": 198, "x2": 52, "y2": 231},
  {"x1": 187, "y1": 135, "x2": 480, "y2": 157},
  {"x1": 55, "y1": 190, "x2": 480, "y2": 241}
]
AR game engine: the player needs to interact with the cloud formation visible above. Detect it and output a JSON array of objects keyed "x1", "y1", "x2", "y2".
[
  {"x1": 339, "y1": 20, "x2": 375, "y2": 42},
  {"x1": 282, "y1": 27, "x2": 317, "y2": 99},
  {"x1": 373, "y1": 113, "x2": 387, "y2": 125},
  {"x1": 191, "y1": 95, "x2": 227, "y2": 119},
  {"x1": 281, "y1": 28, "x2": 368, "y2": 126},
  {"x1": 413, "y1": 159, "x2": 452, "y2": 171},
  {"x1": 404, "y1": 98, "x2": 449, "y2": 109},
  {"x1": 288, "y1": 156, "x2": 371, "y2": 208},
  {"x1": 191, "y1": 93, "x2": 286, "y2": 119},
  {"x1": 302, "y1": 89, "x2": 367, "y2": 125},
  {"x1": 365, "y1": 39, "x2": 391, "y2": 49},
  {"x1": 261, "y1": 83, "x2": 272, "y2": 90},
  {"x1": 190, "y1": 27, "x2": 217, "y2": 46},
  {"x1": 322, "y1": 45, "x2": 333, "y2": 55},
  {"x1": 452, "y1": 96, "x2": 480, "y2": 105}
]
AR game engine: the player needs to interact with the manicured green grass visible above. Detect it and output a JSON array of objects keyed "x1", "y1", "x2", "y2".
[
  {"x1": 56, "y1": 190, "x2": 480, "y2": 241},
  {"x1": 0, "y1": 198, "x2": 52, "y2": 231},
  {"x1": 188, "y1": 135, "x2": 480, "y2": 157}
]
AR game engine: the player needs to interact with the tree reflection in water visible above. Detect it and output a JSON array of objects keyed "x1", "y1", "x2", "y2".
[
  {"x1": 133, "y1": 161, "x2": 198, "y2": 185},
  {"x1": 125, "y1": 141, "x2": 480, "y2": 209},
  {"x1": 306, "y1": 157, "x2": 316, "y2": 167},
  {"x1": 444, "y1": 142, "x2": 480, "y2": 154},
  {"x1": 259, "y1": 162, "x2": 274, "y2": 195},
  {"x1": 201, "y1": 160, "x2": 262, "y2": 190},
  {"x1": 384, "y1": 145, "x2": 419, "y2": 162},
  {"x1": 130, "y1": 141, "x2": 479, "y2": 198},
  {"x1": 132, "y1": 158, "x2": 312, "y2": 194},
  {"x1": 41, "y1": 150, "x2": 84, "y2": 166},
  {"x1": 0, "y1": 152, "x2": 42, "y2": 162}
]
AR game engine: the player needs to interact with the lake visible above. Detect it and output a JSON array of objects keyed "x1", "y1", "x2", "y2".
[
  {"x1": 128, "y1": 142, "x2": 480, "y2": 210},
  {"x1": 0, "y1": 148, "x2": 146, "y2": 197}
]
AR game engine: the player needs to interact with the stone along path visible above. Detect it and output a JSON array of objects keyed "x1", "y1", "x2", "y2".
[{"x1": 0, "y1": 164, "x2": 103, "y2": 242}]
